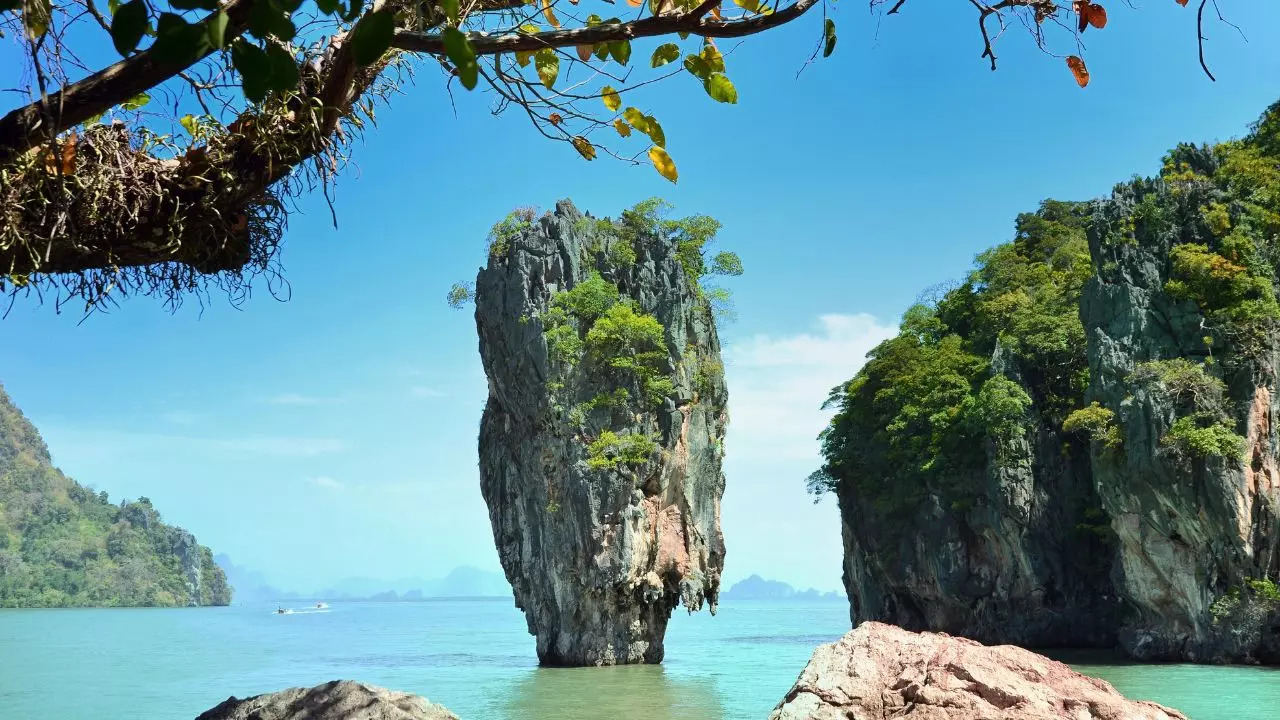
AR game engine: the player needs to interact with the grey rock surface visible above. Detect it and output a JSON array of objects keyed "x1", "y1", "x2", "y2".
[
  {"x1": 194, "y1": 680, "x2": 458, "y2": 720},
  {"x1": 473, "y1": 200, "x2": 727, "y2": 665}
]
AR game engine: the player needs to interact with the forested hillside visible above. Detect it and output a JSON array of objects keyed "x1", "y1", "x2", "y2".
[{"x1": 0, "y1": 385, "x2": 230, "y2": 607}]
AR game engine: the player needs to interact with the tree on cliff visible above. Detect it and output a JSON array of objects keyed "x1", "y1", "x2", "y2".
[{"x1": 0, "y1": 0, "x2": 1235, "y2": 311}]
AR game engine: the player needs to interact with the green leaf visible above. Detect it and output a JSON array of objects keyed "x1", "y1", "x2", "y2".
[
  {"x1": 683, "y1": 54, "x2": 710, "y2": 80},
  {"x1": 22, "y1": 0, "x2": 51, "y2": 39},
  {"x1": 732, "y1": 0, "x2": 772, "y2": 14},
  {"x1": 265, "y1": 42, "x2": 299, "y2": 94},
  {"x1": 348, "y1": 8, "x2": 395, "y2": 66},
  {"x1": 206, "y1": 10, "x2": 229, "y2": 49},
  {"x1": 650, "y1": 43, "x2": 679, "y2": 68},
  {"x1": 700, "y1": 41, "x2": 724, "y2": 73},
  {"x1": 601, "y1": 85, "x2": 621, "y2": 112},
  {"x1": 180, "y1": 114, "x2": 198, "y2": 136},
  {"x1": 535, "y1": 48, "x2": 559, "y2": 89},
  {"x1": 823, "y1": 19, "x2": 837, "y2": 58},
  {"x1": 170, "y1": 0, "x2": 219, "y2": 10},
  {"x1": 107, "y1": 0, "x2": 120, "y2": 15},
  {"x1": 341, "y1": 0, "x2": 364, "y2": 22},
  {"x1": 120, "y1": 92, "x2": 150, "y2": 111},
  {"x1": 231, "y1": 40, "x2": 271, "y2": 103},
  {"x1": 594, "y1": 44, "x2": 609, "y2": 61},
  {"x1": 442, "y1": 27, "x2": 478, "y2": 90},
  {"x1": 110, "y1": 0, "x2": 147, "y2": 56},
  {"x1": 248, "y1": 0, "x2": 295, "y2": 42},
  {"x1": 315, "y1": 0, "x2": 340, "y2": 14},
  {"x1": 677, "y1": 31, "x2": 689, "y2": 40},
  {"x1": 623, "y1": 107, "x2": 646, "y2": 132},
  {"x1": 83, "y1": 110, "x2": 106, "y2": 126},
  {"x1": 151, "y1": 13, "x2": 210, "y2": 65},
  {"x1": 704, "y1": 73, "x2": 736, "y2": 104},
  {"x1": 585, "y1": 13, "x2": 601, "y2": 26},
  {"x1": 646, "y1": 115, "x2": 666, "y2": 148},
  {"x1": 440, "y1": 0, "x2": 459, "y2": 24},
  {"x1": 608, "y1": 40, "x2": 630, "y2": 66}
]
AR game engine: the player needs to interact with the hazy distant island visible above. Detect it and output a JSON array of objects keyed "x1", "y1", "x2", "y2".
[
  {"x1": 720, "y1": 575, "x2": 845, "y2": 602},
  {"x1": 215, "y1": 558, "x2": 512, "y2": 603},
  {"x1": 0, "y1": 384, "x2": 230, "y2": 608}
]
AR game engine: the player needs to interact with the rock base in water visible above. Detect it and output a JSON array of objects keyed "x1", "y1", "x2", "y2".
[
  {"x1": 770, "y1": 622, "x2": 1188, "y2": 720},
  {"x1": 195, "y1": 680, "x2": 458, "y2": 720}
]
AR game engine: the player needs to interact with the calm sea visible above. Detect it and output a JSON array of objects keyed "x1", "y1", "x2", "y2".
[{"x1": 1, "y1": 599, "x2": 1276, "y2": 719}]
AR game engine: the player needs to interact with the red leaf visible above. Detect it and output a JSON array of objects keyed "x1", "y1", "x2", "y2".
[{"x1": 1066, "y1": 55, "x2": 1090, "y2": 88}]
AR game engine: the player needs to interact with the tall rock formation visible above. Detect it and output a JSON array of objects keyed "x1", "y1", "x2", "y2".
[
  {"x1": 473, "y1": 199, "x2": 731, "y2": 665},
  {"x1": 817, "y1": 100, "x2": 1280, "y2": 663}
]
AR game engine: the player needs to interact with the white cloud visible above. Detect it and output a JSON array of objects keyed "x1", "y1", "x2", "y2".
[
  {"x1": 722, "y1": 313, "x2": 897, "y2": 463},
  {"x1": 306, "y1": 476, "x2": 345, "y2": 490}
]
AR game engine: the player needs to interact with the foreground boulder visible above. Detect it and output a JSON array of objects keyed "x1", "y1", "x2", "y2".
[
  {"x1": 473, "y1": 200, "x2": 731, "y2": 665},
  {"x1": 195, "y1": 680, "x2": 458, "y2": 720},
  {"x1": 770, "y1": 622, "x2": 1188, "y2": 720}
]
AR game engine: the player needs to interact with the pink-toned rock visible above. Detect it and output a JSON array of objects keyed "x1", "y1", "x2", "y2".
[{"x1": 770, "y1": 622, "x2": 1189, "y2": 720}]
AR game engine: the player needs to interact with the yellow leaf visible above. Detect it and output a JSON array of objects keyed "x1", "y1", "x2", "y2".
[
  {"x1": 613, "y1": 118, "x2": 632, "y2": 137},
  {"x1": 516, "y1": 50, "x2": 534, "y2": 67},
  {"x1": 648, "y1": 146, "x2": 677, "y2": 183},
  {"x1": 572, "y1": 136, "x2": 596, "y2": 160},
  {"x1": 601, "y1": 86, "x2": 621, "y2": 112},
  {"x1": 542, "y1": 0, "x2": 561, "y2": 28},
  {"x1": 628, "y1": 0, "x2": 642, "y2": 6}
]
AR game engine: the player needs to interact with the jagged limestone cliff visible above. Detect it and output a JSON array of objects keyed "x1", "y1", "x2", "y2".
[
  {"x1": 816, "y1": 101, "x2": 1280, "y2": 663},
  {"x1": 0, "y1": 383, "x2": 230, "y2": 607},
  {"x1": 472, "y1": 199, "x2": 734, "y2": 665}
]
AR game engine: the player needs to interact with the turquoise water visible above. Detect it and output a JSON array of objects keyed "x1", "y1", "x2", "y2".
[{"x1": 1, "y1": 600, "x2": 1276, "y2": 719}]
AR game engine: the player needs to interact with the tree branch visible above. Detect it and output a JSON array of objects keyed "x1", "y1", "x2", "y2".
[
  {"x1": 392, "y1": 0, "x2": 819, "y2": 55},
  {"x1": 0, "y1": 0, "x2": 257, "y2": 162}
]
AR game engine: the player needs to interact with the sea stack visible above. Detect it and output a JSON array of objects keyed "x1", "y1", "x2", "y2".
[{"x1": 473, "y1": 199, "x2": 731, "y2": 665}]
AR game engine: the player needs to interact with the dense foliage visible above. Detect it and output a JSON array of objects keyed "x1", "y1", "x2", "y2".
[
  {"x1": 811, "y1": 200, "x2": 1092, "y2": 512},
  {"x1": 0, "y1": 386, "x2": 230, "y2": 607},
  {"x1": 813, "y1": 99, "x2": 1280, "y2": 514}
]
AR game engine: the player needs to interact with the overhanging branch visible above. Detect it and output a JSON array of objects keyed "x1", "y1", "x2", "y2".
[
  {"x1": 391, "y1": 0, "x2": 820, "y2": 56},
  {"x1": 0, "y1": 0, "x2": 257, "y2": 162}
]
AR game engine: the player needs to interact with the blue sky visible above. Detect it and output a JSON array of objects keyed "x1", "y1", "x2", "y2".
[{"x1": 2, "y1": 3, "x2": 1279, "y2": 593}]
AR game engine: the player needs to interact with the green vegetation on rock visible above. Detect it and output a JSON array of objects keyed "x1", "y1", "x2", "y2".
[
  {"x1": 812, "y1": 200, "x2": 1092, "y2": 511},
  {"x1": 0, "y1": 385, "x2": 230, "y2": 608}
]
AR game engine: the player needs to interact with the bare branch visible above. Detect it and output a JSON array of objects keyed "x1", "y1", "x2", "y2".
[{"x1": 392, "y1": 0, "x2": 820, "y2": 55}]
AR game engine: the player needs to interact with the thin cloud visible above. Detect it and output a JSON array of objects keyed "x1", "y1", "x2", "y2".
[
  {"x1": 722, "y1": 313, "x2": 897, "y2": 463},
  {"x1": 36, "y1": 426, "x2": 348, "y2": 461},
  {"x1": 409, "y1": 386, "x2": 445, "y2": 399},
  {"x1": 306, "y1": 476, "x2": 345, "y2": 491}
]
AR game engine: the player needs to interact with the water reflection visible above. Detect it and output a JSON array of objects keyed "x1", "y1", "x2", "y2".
[{"x1": 503, "y1": 664, "x2": 725, "y2": 720}]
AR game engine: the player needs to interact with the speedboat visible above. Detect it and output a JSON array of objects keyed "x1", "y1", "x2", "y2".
[
  {"x1": 276, "y1": 607, "x2": 291, "y2": 615},
  {"x1": 315, "y1": 602, "x2": 328, "y2": 609}
]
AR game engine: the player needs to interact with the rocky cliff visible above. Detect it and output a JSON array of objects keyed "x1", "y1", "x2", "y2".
[
  {"x1": 0, "y1": 383, "x2": 231, "y2": 607},
  {"x1": 815, "y1": 100, "x2": 1280, "y2": 663},
  {"x1": 472, "y1": 199, "x2": 734, "y2": 665}
]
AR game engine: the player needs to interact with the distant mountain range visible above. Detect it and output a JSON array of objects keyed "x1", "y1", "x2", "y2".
[
  {"x1": 720, "y1": 575, "x2": 845, "y2": 602},
  {"x1": 213, "y1": 556, "x2": 511, "y2": 603}
]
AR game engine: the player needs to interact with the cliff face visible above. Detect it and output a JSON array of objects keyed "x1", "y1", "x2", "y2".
[
  {"x1": 474, "y1": 199, "x2": 729, "y2": 665},
  {"x1": 0, "y1": 383, "x2": 231, "y2": 607},
  {"x1": 1083, "y1": 159, "x2": 1280, "y2": 661},
  {"x1": 820, "y1": 101, "x2": 1280, "y2": 663},
  {"x1": 826, "y1": 202, "x2": 1118, "y2": 648}
]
